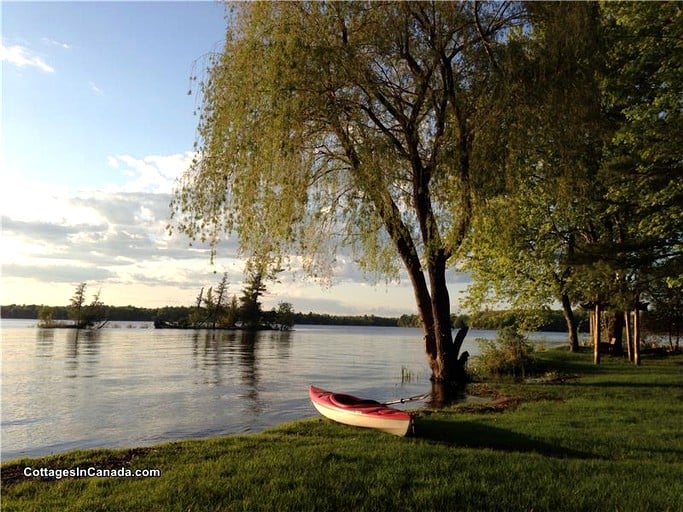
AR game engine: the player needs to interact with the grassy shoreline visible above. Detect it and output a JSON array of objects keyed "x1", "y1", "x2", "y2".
[{"x1": 3, "y1": 349, "x2": 682, "y2": 511}]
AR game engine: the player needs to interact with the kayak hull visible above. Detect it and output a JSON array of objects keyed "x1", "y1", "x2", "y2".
[{"x1": 309, "y1": 385, "x2": 413, "y2": 437}]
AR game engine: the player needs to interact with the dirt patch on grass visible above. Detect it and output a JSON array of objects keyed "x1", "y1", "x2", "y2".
[
  {"x1": 438, "y1": 382, "x2": 566, "y2": 414},
  {"x1": 457, "y1": 394, "x2": 524, "y2": 413}
]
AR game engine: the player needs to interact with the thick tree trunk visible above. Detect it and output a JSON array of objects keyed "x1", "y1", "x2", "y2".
[
  {"x1": 428, "y1": 253, "x2": 456, "y2": 381},
  {"x1": 381, "y1": 224, "x2": 466, "y2": 389},
  {"x1": 404, "y1": 264, "x2": 439, "y2": 376},
  {"x1": 607, "y1": 310, "x2": 624, "y2": 355},
  {"x1": 402, "y1": 249, "x2": 468, "y2": 396},
  {"x1": 560, "y1": 293, "x2": 579, "y2": 352},
  {"x1": 399, "y1": 250, "x2": 455, "y2": 384}
]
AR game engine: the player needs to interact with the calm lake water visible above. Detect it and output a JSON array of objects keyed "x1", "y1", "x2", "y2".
[{"x1": 1, "y1": 319, "x2": 569, "y2": 460}]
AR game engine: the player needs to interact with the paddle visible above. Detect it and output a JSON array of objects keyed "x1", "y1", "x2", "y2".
[{"x1": 382, "y1": 391, "x2": 431, "y2": 405}]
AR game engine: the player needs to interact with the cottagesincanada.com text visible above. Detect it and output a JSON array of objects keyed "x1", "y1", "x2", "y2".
[{"x1": 23, "y1": 466, "x2": 162, "y2": 480}]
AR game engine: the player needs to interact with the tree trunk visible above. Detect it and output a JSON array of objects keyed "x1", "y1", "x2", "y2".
[
  {"x1": 624, "y1": 310, "x2": 633, "y2": 362},
  {"x1": 406, "y1": 268, "x2": 439, "y2": 377},
  {"x1": 633, "y1": 305, "x2": 641, "y2": 366},
  {"x1": 428, "y1": 252, "x2": 456, "y2": 382},
  {"x1": 561, "y1": 293, "x2": 579, "y2": 352},
  {"x1": 607, "y1": 310, "x2": 624, "y2": 355},
  {"x1": 588, "y1": 305, "x2": 595, "y2": 349},
  {"x1": 593, "y1": 302, "x2": 601, "y2": 365},
  {"x1": 400, "y1": 250, "x2": 459, "y2": 385},
  {"x1": 402, "y1": 250, "x2": 468, "y2": 398}
]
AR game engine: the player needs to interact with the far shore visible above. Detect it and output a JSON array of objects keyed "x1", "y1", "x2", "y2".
[{"x1": 2, "y1": 304, "x2": 595, "y2": 332}]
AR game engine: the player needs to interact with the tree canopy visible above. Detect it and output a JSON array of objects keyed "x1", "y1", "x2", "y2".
[
  {"x1": 171, "y1": 1, "x2": 681, "y2": 379},
  {"x1": 464, "y1": 2, "x2": 682, "y2": 356},
  {"x1": 171, "y1": 1, "x2": 527, "y2": 384}
]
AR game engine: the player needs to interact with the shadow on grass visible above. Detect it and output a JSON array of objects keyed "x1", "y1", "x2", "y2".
[
  {"x1": 414, "y1": 417, "x2": 597, "y2": 460},
  {"x1": 533, "y1": 351, "x2": 608, "y2": 376},
  {"x1": 566, "y1": 381, "x2": 683, "y2": 389}
]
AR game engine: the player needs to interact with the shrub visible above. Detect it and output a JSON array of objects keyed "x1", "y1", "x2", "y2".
[{"x1": 474, "y1": 326, "x2": 536, "y2": 379}]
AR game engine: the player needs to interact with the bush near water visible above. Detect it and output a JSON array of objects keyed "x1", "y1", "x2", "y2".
[{"x1": 473, "y1": 326, "x2": 537, "y2": 379}]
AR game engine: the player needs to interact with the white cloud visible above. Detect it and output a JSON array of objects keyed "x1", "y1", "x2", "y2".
[
  {"x1": 0, "y1": 172, "x2": 103, "y2": 226},
  {"x1": 0, "y1": 42, "x2": 54, "y2": 73},
  {"x1": 107, "y1": 156, "x2": 119, "y2": 169},
  {"x1": 107, "y1": 152, "x2": 195, "y2": 194},
  {"x1": 42, "y1": 38, "x2": 71, "y2": 50},
  {"x1": 89, "y1": 81, "x2": 104, "y2": 96},
  {"x1": 2, "y1": 150, "x2": 459, "y2": 313}
]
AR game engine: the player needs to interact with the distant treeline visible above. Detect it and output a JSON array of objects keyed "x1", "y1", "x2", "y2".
[
  {"x1": 398, "y1": 310, "x2": 592, "y2": 332},
  {"x1": 2, "y1": 304, "x2": 587, "y2": 331},
  {"x1": 7, "y1": 304, "x2": 676, "y2": 334},
  {"x1": 1, "y1": 304, "x2": 187, "y2": 322},
  {"x1": 0, "y1": 304, "x2": 398, "y2": 327},
  {"x1": 291, "y1": 312, "x2": 399, "y2": 327}
]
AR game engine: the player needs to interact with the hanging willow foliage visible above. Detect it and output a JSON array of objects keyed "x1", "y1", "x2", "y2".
[{"x1": 170, "y1": 1, "x2": 526, "y2": 383}]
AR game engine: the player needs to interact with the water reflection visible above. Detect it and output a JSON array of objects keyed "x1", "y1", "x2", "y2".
[
  {"x1": 35, "y1": 329, "x2": 55, "y2": 358},
  {"x1": 190, "y1": 330, "x2": 293, "y2": 384},
  {"x1": 5, "y1": 323, "x2": 443, "y2": 460},
  {"x1": 269, "y1": 330, "x2": 293, "y2": 360},
  {"x1": 187, "y1": 330, "x2": 295, "y2": 418},
  {"x1": 64, "y1": 329, "x2": 102, "y2": 378},
  {"x1": 191, "y1": 330, "x2": 247, "y2": 385}
]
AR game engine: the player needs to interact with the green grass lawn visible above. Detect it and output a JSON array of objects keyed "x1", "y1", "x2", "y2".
[{"x1": 2, "y1": 349, "x2": 682, "y2": 511}]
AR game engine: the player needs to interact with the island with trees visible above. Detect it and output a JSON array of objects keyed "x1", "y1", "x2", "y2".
[
  {"x1": 153, "y1": 270, "x2": 295, "y2": 331},
  {"x1": 34, "y1": 283, "x2": 107, "y2": 330}
]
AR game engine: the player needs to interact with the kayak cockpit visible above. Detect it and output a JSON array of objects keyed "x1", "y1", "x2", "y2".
[{"x1": 329, "y1": 393, "x2": 381, "y2": 408}]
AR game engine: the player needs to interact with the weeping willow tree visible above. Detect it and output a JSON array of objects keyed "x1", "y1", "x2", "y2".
[{"x1": 171, "y1": 2, "x2": 525, "y2": 387}]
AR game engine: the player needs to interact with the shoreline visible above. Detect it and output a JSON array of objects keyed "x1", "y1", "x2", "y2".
[
  {"x1": 2, "y1": 347, "x2": 679, "y2": 465},
  {"x1": 3, "y1": 351, "x2": 682, "y2": 511},
  {"x1": 0, "y1": 383, "x2": 522, "y2": 465}
]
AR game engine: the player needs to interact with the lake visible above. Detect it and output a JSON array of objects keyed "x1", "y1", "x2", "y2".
[{"x1": 0, "y1": 319, "x2": 570, "y2": 460}]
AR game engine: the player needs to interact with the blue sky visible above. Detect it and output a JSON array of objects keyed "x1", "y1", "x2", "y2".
[{"x1": 1, "y1": 1, "x2": 470, "y2": 315}]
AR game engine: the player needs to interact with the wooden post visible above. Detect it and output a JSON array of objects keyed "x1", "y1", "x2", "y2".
[
  {"x1": 593, "y1": 302, "x2": 601, "y2": 365},
  {"x1": 589, "y1": 307, "x2": 595, "y2": 348},
  {"x1": 624, "y1": 310, "x2": 632, "y2": 363},
  {"x1": 633, "y1": 306, "x2": 640, "y2": 366}
]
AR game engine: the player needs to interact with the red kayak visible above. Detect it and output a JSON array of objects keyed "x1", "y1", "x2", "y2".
[{"x1": 309, "y1": 385, "x2": 413, "y2": 436}]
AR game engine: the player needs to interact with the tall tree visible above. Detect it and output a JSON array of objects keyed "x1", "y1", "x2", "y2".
[
  {"x1": 598, "y1": 2, "x2": 682, "y2": 285},
  {"x1": 188, "y1": 287, "x2": 206, "y2": 326},
  {"x1": 239, "y1": 264, "x2": 268, "y2": 330},
  {"x1": 274, "y1": 302, "x2": 295, "y2": 331},
  {"x1": 68, "y1": 282, "x2": 88, "y2": 327},
  {"x1": 595, "y1": 2, "x2": 683, "y2": 363},
  {"x1": 466, "y1": 2, "x2": 682, "y2": 362},
  {"x1": 464, "y1": 2, "x2": 606, "y2": 352},
  {"x1": 171, "y1": 1, "x2": 526, "y2": 386},
  {"x1": 212, "y1": 272, "x2": 230, "y2": 329},
  {"x1": 68, "y1": 283, "x2": 106, "y2": 329}
]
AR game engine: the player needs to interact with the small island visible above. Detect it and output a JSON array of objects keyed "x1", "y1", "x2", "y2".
[
  {"x1": 32, "y1": 270, "x2": 296, "y2": 332},
  {"x1": 153, "y1": 271, "x2": 294, "y2": 331},
  {"x1": 36, "y1": 283, "x2": 108, "y2": 330}
]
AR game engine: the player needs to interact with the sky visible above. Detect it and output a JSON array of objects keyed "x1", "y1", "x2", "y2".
[{"x1": 1, "y1": 1, "x2": 471, "y2": 316}]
